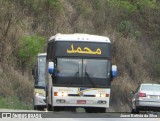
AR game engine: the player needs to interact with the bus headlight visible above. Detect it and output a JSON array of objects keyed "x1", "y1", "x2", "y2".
[
  {"x1": 54, "y1": 92, "x2": 68, "y2": 96},
  {"x1": 95, "y1": 94, "x2": 100, "y2": 97},
  {"x1": 63, "y1": 92, "x2": 68, "y2": 96},
  {"x1": 95, "y1": 94, "x2": 108, "y2": 97},
  {"x1": 35, "y1": 92, "x2": 45, "y2": 97},
  {"x1": 57, "y1": 92, "x2": 63, "y2": 96},
  {"x1": 100, "y1": 94, "x2": 106, "y2": 98}
]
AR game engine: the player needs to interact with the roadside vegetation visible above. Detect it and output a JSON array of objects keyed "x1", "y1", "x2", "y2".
[
  {"x1": 0, "y1": 96, "x2": 32, "y2": 110},
  {"x1": 0, "y1": 0, "x2": 160, "y2": 111}
]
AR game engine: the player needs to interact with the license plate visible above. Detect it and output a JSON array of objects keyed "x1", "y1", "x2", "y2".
[{"x1": 77, "y1": 100, "x2": 86, "y2": 104}]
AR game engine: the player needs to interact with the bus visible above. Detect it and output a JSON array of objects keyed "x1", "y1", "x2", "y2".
[
  {"x1": 46, "y1": 33, "x2": 117, "y2": 113},
  {"x1": 32, "y1": 53, "x2": 46, "y2": 110}
]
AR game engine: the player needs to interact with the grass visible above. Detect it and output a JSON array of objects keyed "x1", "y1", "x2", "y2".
[
  {"x1": 0, "y1": 65, "x2": 33, "y2": 110},
  {"x1": 0, "y1": 96, "x2": 33, "y2": 110}
]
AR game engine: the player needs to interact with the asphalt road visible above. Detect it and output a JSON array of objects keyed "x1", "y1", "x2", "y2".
[{"x1": 0, "y1": 109, "x2": 160, "y2": 121}]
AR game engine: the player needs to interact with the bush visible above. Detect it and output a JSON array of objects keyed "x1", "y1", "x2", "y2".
[
  {"x1": 45, "y1": 0, "x2": 61, "y2": 12},
  {"x1": 109, "y1": 0, "x2": 137, "y2": 13},
  {"x1": 18, "y1": 35, "x2": 45, "y2": 69}
]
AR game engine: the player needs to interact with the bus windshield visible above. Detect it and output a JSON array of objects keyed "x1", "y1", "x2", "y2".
[
  {"x1": 36, "y1": 56, "x2": 46, "y2": 87},
  {"x1": 57, "y1": 58, "x2": 110, "y2": 78},
  {"x1": 56, "y1": 58, "x2": 111, "y2": 87},
  {"x1": 57, "y1": 58, "x2": 81, "y2": 77}
]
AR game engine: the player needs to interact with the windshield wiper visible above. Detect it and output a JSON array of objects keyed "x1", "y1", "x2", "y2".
[
  {"x1": 84, "y1": 67, "x2": 97, "y2": 88},
  {"x1": 69, "y1": 71, "x2": 79, "y2": 85}
]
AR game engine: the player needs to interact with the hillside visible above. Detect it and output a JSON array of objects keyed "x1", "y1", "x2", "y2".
[{"x1": 0, "y1": 0, "x2": 160, "y2": 111}]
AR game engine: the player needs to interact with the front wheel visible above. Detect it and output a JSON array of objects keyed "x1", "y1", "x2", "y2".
[
  {"x1": 34, "y1": 106, "x2": 37, "y2": 110},
  {"x1": 47, "y1": 104, "x2": 52, "y2": 111},
  {"x1": 131, "y1": 108, "x2": 139, "y2": 114},
  {"x1": 52, "y1": 106, "x2": 62, "y2": 112},
  {"x1": 34, "y1": 106, "x2": 45, "y2": 111}
]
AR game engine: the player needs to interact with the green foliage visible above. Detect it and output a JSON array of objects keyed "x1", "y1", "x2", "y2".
[
  {"x1": 92, "y1": 0, "x2": 102, "y2": 10},
  {"x1": 109, "y1": 0, "x2": 158, "y2": 13},
  {"x1": 0, "y1": 96, "x2": 32, "y2": 110},
  {"x1": 135, "y1": 0, "x2": 157, "y2": 9},
  {"x1": 45, "y1": 0, "x2": 61, "y2": 12},
  {"x1": 18, "y1": 35, "x2": 45, "y2": 68},
  {"x1": 133, "y1": 31, "x2": 141, "y2": 39},
  {"x1": 73, "y1": 0, "x2": 86, "y2": 15},
  {"x1": 109, "y1": 0, "x2": 137, "y2": 13},
  {"x1": 118, "y1": 21, "x2": 141, "y2": 38},
  {"x1": 20, "y1": 0, "x2": 61, "y2": 14},
  {"x1": 119, "y1": 20, "x2": 132, "y2": 32},
  {"x1": 24, "y1": 0, "x2": 39, "y2": 10}
]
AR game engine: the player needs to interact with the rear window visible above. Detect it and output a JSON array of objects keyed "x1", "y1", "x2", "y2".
[{"x1": 141, "y1": 85, "x2": 160, "y2": 91}]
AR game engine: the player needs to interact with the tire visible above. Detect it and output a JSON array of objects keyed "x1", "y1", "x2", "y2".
[
  {"x1": 47, "y1": 104, "x2": 52, "y2": 111},
  {"x1": 52, "y1": 106, "x2": 62, "y2": 112},
  {"x1": 98, "y1": 108, "x2": 106, "y2": 113},
  {"x1": 34, "y1": 106, "x2": 37, "y2": 110},
  {"x1": 131, "y1": 108, "x2": 139, "y2": 114},
  {"x1": 70, "y1": 107, "x2": 76, "y2": 112},
  {"x1": 131, "y1": 109, "x2": 136, "y2": 113},
  {"x1": 34, "y1": 106, "x2": 44, "y2": 111},
  {"x1": 46, "y1": 96, "x2": 52, "y2": 111},
  {"x1": 85, "y1": 107, "x2": 93, "y2": 113}
]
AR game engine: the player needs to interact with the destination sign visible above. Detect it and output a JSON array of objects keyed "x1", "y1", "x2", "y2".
[
  {"x1": 67, "y1": 44, "x2": 101, "y2": 55},
  {"x1": 53, "y1": 41, "x2": 111, "y2": 59}
]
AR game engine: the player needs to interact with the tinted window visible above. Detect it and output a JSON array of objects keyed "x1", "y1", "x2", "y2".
[
  {"x1": 57, "y1": 58, "x2": 81, "y2": 77},
  {"x1": 84, "y1": 59, "x2": 110, "y2": 78},
  {"x1": 57, "y1": 58, "x2": 110, "y2": 78}
]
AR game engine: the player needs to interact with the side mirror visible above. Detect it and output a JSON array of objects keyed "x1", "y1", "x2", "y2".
[
  {"x1": 112, "y1": 65, "x2": 117, "y2": 78},
  {"x1": 48, "y1": 62, "x2": 54, "y2": 74}
]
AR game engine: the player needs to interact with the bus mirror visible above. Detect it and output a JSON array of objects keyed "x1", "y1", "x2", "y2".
[
  {"x1": 48, "y1": 62, "x2": 54, "y2": 74},
  {"x1": 112, "y1": 65, "x2": 117, "y2": 78}
]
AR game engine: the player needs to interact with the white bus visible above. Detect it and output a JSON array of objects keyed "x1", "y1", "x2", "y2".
[
  {"x1": 32, "y1": 53, "x2": 46, "y2": 110},
  {"x1": 46, "y1": 34, "x2": 117, "y2": 113}
]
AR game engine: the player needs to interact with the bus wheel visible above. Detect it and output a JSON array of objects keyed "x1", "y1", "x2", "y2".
[
  {"x1": 131, "y1": 108, "x2": 139, "y2": 114},
  {"x1": 34, "y1": 106, "x2": 37, "y2": 110},
  {"x1": 85, "y1": 107, "x2": 95, "y2": 113},
  {"x1": 70, "y1": 107, "x2": 76, "y2": 112},
  {"x1": 47, "y1": 104, "x2": 52, "y2": 111},
  {"x1": 52, "y1": 106, "x2": 62, "y2": 112},
  {"x1": 98, "y1": 108, "x2": 106, "y2": 113}
]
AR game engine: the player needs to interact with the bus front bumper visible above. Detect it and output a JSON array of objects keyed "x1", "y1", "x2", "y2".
[{"x1": 52, "y1": 96, "x2": 109, "y2": 108}]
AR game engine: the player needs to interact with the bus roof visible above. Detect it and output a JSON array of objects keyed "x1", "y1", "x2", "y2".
[{"x1": 48, "y1": 33, "x2": 111, "y2": 43}]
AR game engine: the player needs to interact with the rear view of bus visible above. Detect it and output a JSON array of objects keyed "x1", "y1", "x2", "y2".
[
  {"x1": 32, "y1": 53, "x2": 46, "y2": 110},
  {"x1": 46, "y1": 34, "x2": 117, "y2": 113}
]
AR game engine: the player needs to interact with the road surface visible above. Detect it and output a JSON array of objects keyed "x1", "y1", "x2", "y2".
[{"x1": 0, "y1": 109, "x2": 159, "y2": 121}]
